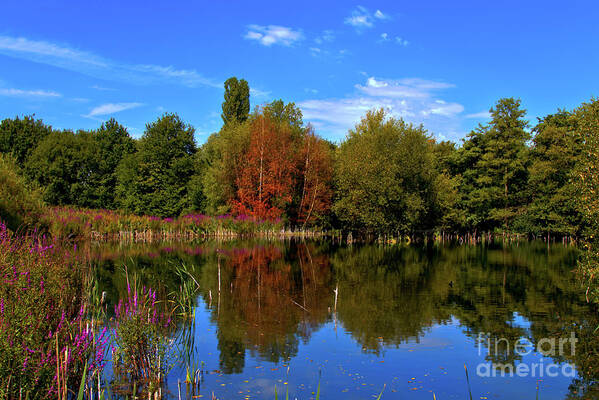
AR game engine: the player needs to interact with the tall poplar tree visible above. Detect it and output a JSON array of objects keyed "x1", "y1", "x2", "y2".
[{"x1": 221, "y1": 77, "x2": 250, "y2": 125}]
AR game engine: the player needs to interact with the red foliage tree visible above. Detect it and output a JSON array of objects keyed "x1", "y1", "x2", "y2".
[{"x1": 233, "y1": 115, "x2": 297, "y2": 220}]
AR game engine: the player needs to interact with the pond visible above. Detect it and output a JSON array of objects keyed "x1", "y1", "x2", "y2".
[{"x1": 90, "y1": 239, "x2": 598, "y2": 399}]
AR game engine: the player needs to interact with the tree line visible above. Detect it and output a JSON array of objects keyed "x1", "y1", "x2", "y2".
[{"x1": 1, "y1": 76, "x2": 597, "y2": 238}]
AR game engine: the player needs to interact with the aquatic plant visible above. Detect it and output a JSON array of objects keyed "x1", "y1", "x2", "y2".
[
  {"x1": 39, "y1": 206, "x2": 287, "y2": 240},
  {"x1": 0, "y1": 220, "x2": 106, "y2": 398},
  {"x1": 111, "y1": 275, "x2": 174, "y2": 396}
]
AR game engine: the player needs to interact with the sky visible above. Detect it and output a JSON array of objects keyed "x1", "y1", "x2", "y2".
[{"x1": 0, "y1": 0, "x2": 598, "y2": 143}]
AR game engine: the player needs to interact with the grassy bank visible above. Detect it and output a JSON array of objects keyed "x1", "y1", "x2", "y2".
[{"x1": 38, "y1": 207, "x2": 328, "y2": 241}]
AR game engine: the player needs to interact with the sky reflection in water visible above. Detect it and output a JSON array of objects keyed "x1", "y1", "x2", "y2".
[{"x1": 92, "y1": 240, "x2": 595, "y2": 399}]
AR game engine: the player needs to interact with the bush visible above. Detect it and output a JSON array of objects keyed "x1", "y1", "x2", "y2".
[{"x1": 0, "y1": 154, "x2": 44, "y2": 231}]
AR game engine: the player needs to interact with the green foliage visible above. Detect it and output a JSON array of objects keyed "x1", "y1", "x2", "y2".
[
  {"x1": 0, "y1": 154, "x2": 43, "y2": 231},
  {"x1": 263, "y1": 99, "x2": 303, "y2": 130},
  {"x1": 455, "y1": 98, "x2": 530, "y2": 232},
  {"x1": 573, "y1": 98, "x2": 599, "y2": 294},
  {"x1": 526, "y1": 111, "x2": 582, "y2": 236},
  {"x1": 201, "y1": 120, "x2": 251, "y2": 215},
  {"x1": 222, "y1": 77, "x2": 250, "y2": 125},
  {"x1": 333, "y1": 109, "x2": 442, "y2": 234},
  {"x1": 3, "y1": 90, "x2": 598, "y2": 238},
  {"x1": 25, "y1": 130, "x2": 101, "y2": 207},
  {"x1": 116, "y1": 113, "x2": 197, "y2": 217},
  {"x1": 0, "y1": 115, "x2": 52, "y2": 166},
  {"x1": 112, "y1": 285, "x2": 171, "y2": 389},
  {"x1": 574, "y1": 98, "x2": 599, "y2": 238},
  {"x1": 91, "y1": 118, "x2": 136, "y2": 209}
]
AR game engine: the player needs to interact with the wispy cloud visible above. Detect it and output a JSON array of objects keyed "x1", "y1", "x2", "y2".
[
  {"x1": 465, "y1": 110, "x2": 491, "y2": 119},
  {"x1": 91, "y1": 84, "x2": 116, "y2": 91},
  {"x1": 85, "y1": 102, "x2": 143, "y2": 117},
  {"x1": 309, "y1": 47, "x2": 349, "y2": 61},
  {"x1": 345, "y1": 6, "x2": 390, "y2": 30},
  {"x1": 314, "y1": 30, "x2": 335, "y2": 45},
  {"x1": 380, "y1": 33, "x2": 409, "y2": 46},
  {"x1": 395, "y1": 37, "x2": 409, "y2": 46},
  {"x1": 0, "y1": 87, "x2": 61, "y2": 98},
  {"x1": 0, "y1": 35, "x2": 220, "y2": 88},
  {"x1": 356, "y1": 77, "x2": 454, "y2": 98},
  {"x1": 244, "y1": 25, "x2": 303, "y2": 47},
  {"x1": 374, "y1": 10, "x2": 390, "y2": 20},
  {"x1": 300, "y1": 76, "x2": 464, "y2": 140},
  {"x1": 250, "y1": 87, "x2": 271, "y2": 99}
]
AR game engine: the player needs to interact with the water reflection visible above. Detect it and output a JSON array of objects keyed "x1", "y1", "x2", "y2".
[{"x1": 90, "y1": 240, "x2": 598, "y2": 398}]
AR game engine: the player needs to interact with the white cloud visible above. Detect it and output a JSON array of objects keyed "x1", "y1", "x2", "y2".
[
  {"x1": 244, "y1": 25, "x2": 303, "y2": 47},
  {"x1": 421, "y1": 100, "x2": 465, "y2": 117},
  {"x1": 0, "y1": 35, "x2": 220, "y2": 88},
  {"x1": 0, "y1": 87, "x2": 61, "y2": 98},
  {"x1": 380, "y1": 33, "x2": 409, "y2": 46},
  {"x1": 374, "y1": 10, "x2": 390, "y2": 20},
  {"x1": 345, "y1": 6, "x2": 390, "y2": 30},
  {"x1": 299, "y1": 76, "x2": 464, "y2": 140},
  {"x1": 465, "y1": 110, "x2": 491, "y2": 119},
  {"x1": 395, "y1": 37, "x2": 409, "y2": 46},
  {"x1": 314, "y1": 30, "x2": 335, "y2": 44},
  {"x1": 250, "y1": 87, "x2": 271, "y2": 99},
  {"x1": 91, "y1": 84, "x2": 116, "y2": 91},
  {"x1": 356, "y1": 77, "x2": 454, "y2": 98},
  {"x1": 86, "y1": 102, "x2": 143, "y2": 117}
]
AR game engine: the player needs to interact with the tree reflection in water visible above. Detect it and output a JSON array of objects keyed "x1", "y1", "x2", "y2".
[{"x1": 91, "y1": 239, "x2": 598, "y2": 397}]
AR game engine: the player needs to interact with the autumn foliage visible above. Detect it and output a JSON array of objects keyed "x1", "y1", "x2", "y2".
[
  {"x1": 233, "y1": 115, "x2": 296, "y2": 219},
  {"x1": 231, "y1": 112, "x2": 332, "y2": 224}
]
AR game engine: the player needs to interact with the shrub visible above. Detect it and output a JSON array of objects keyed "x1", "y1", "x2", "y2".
[{"x1": 0, "y1": 154, "x2": 44, "y2": 232}]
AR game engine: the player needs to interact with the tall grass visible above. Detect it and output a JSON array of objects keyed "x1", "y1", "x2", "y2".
[
  {"x1": 40, "y1": 207, "x2": 286, "y2": 240},
  {"x1": 110, "y1": 274, "x2": 175, "y2": 397},
  {"x1": 0, "y1": 221, "x2": 105, "y2": 398}
]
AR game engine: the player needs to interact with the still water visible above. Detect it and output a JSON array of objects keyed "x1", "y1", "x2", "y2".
[{"x1": 91, "y1": 240, "x2": 598, "y2": 399}]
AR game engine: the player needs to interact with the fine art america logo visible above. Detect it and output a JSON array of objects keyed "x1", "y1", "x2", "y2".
[{"x1": 476, "y1": 332, "x2": 577, "y2": 378}]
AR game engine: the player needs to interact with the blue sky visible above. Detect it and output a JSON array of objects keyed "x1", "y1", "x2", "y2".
[{"x1": 0, "y1": 0, "x2": 597, "y2": 143}]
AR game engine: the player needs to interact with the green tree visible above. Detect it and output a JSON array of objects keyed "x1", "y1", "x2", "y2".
[
  {"x1": 432, "y1": 141, "x2": 463, "y2": 231},
  {"x1": 91, "y1": 118, "x2": 136, "y2": 209},
  {"x1": 0, "y1": 115, "x2": 53, "y2": 167},
  {"x1": 116, "y1": 113, "x2": 196, "y2": 217},
  {"x1": 201, "y1": 120, "x2": 251, "y2": 215},
  {"x1": 263, "y1": 99, "x2": 303, "y2": 130},
  {"x1": 0, "y1": 154, "x2": 43, "y2": 231},
  {"x1": 456, "y1": 98, "x2": 530, "y2": 232},
  {"x1": 526, "y1": 111, "x2": 582, "y2": 237},
  {"x1": 25, "y1": 130, "x2": 100, "y2": 207},
  {"x1": 333, "y1": 109, "x2": 440, "y2": 235},
  {"x1": 186, "y1": 147, "x2": 208, "y2": 213},
  {"x1": 221, "y1": 77, "x2": 250, "y2": 125},
  {"x1": 574, "y1": 98, "x2": 599, "y2": 238}
]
